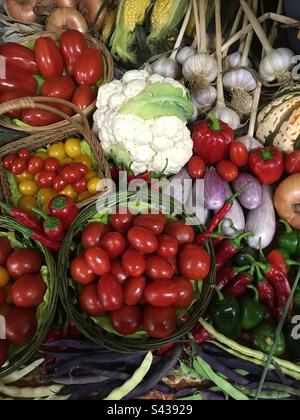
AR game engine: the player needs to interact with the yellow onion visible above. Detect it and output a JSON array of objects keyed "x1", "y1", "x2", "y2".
[
  {"x1": 274, "y1": 174, "x2": 300, "y2": 229},
  {"x1": 78, "y1": 0, "x2": 108, "y2": 30},
  {"x1": 35, "y1": 0, "x2": 78, "y2": 16},
  {"x1": 46, "y1": 7, "x2": 88, "y2": 32},
  {"x1": 4, "y1": 0, "x2": 37, "y2": 23}
]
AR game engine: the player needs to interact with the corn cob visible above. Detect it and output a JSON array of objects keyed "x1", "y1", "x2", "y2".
[
  {"x1": 111, "y1": 0, "x2": 153, "y2": 63},
  {"x1": 102, "y1": 8, "x2": 117, "y2": 43}
]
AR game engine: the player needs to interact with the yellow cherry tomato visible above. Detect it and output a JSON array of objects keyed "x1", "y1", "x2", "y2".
[
  {"x1": 48, "y1": 142, "x2": 66, "y2": 160},
  {"x1": 85, "y1": 169, "x2": 97, "y2": 181},
  {"x1": 15, "y1": 171, "x2": 34, "y2": 182},
  {"x1": 18, "y1": 196, "x2": 37, "y2": 216},
  {"x1": 0, "y1": 267, "x2": 10, "y2": 287},
  {"x1": 59, "y1": 157, "x2": 73, "y2": 166},
  {"x1": 87, "y1": 177, "x2": 102, "y2": 195},
  {"x1": 74, "y1": 154, "x2": 92, "y2": 168},
  {"x1": 18, "y1": 180, "x2": 39, "y2": 197},
  {"x1": 35, "y1": 151, "x2": 48, "y2": 161},
  {"x1": 65, "y1": 138, "x2": 82, "y2": 159},
  {"x1": 78, "y1": 191, "x2": 93, "y2": 201},
  {"x1": 60, "y1": 185, "x2": 78, "y2": 201},
  {"x1": 37, "y1": 188, "x2": 56, "y2": 212}
]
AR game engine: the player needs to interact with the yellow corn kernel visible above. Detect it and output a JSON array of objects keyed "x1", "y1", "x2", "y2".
[
  {"x1": 150, "y1": 0, "x2": 173, "y2": 31},
  {"x1": 102, "y1": 8, "x2": 117, "y2": 42},
  {"x1": 121, "y1": 0, "x2": 152, "y2": 31}
]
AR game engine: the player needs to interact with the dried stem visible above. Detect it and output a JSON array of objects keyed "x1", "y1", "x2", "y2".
[
  {"x1": 241, "y1": 0, "x2": 258, "y2": 66},
  {"x1": 248, "y1": 82, "x2": 262, "y2": 137},
  {"x1": 269, "y1": 0, "x2": 283, "y2": 46},
  {"x1": 193, "y1": 0, "x2": 201, "y2": 52},
  {"x1": 215, "y1": 0, "x2": 225, "y2": 107},
  {"x1": 239, "y1": 0, "x2": 251, "y2": 53},
  {"x1": 170, "y1": 0, "x2": 193, "y2": 59},
  {"x1": 222, "y1": 5, "x2": 243, "y2": 57},
  {"x1": 259, "y1": 0, "x2": 268, "y2": 34},
  {"x1": 199, "y1": 0, "x2": 207, "y2": 53}
]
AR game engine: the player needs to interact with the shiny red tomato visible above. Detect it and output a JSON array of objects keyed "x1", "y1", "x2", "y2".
[
  {"x1": 79, "y1": 284, "x2": 106, "y2": 317},
  {"x1": 72, "y1": 85, "x2": 96, "y2": 111},
  {"x1": 127, "y1": 227, "x2": 158, "y2": 254},
  {"x1": 11, "y1": 274, "x2": 46, "y2": 308},
  {"x1": 0, "y1": 64, "x2": 37, "y2": 95},
  {"x1": 37, "y1": 170, "x2": 56, "y2": 188},
  {"x1": 144, "y1": 280, "x2": 179, "y2": 308},
  {"x1": 70, "y1": 254, "x2": 97, "y2": 285},
  {"x1": 122, "y1": 250, "x2": 146, "y2": 277},
  {"x1": 285, "y1": 151, "x2": 300, "y2": 174},
  {"x1": 101, "y1": 232, "x2": 126, "y2": 259},
  {"x1": 10, "y1": 157, "x2": 27, "y2": 175},
  {"x1": 157, "y1": 234, "x2": 178, "y2": 257},
  {"x1": 0, "y1": 42, "x2": 37, "y2": 74},
  {"x1": 216, "y1": 160, "x2": 239, "y2": 182},
  {"x1": 98, "y1": 274, "x2": 123, "y2": 311},
  {"x1": 110, "y1": 304, "x2": 142, "y2": 335},
  {"x1": 27, "y1": 157, "x2": 44, "y2": 175},
  {"x1": 133, "y1": 214, "x2": 167, "y2": 235},
  {"x1": 110, "y1": 259, "x2": 128, "y2": 284},
  {"x1": 44, "y1": 158, "x2": 60, "y2": 172},
  {"x1": 0, "y1": 287, "x2": 7, "y2": 307},
  {"x1": 7, "y1": 248, "x2": 42, "y2": 278},
  {"x1": 71, "y1": 163, "x2": 88, "y2": 176},
  {"x1": 173, "y1": 277, "x2": 194, "y2": 309},
  {"x1": 18, "y1": 148, "x2": 32, "y2": 161},
  {"x1": 123, "y1": 276, "x2": 146, "y2": 306},
  {"x1": 62, "y1": 165, "x2": 82, "y2": 184},
  {"x1": 143, "y1": 306, "x2": 177, "y2": 338},
  {"x1": 60, "y1": 29, "x2": 87, "y2": 76},
  {"x1": 34, "y1": 36, "x2": 64, "y2": 78},
  {"x1": 53, "y1": 174, "x2": 67, "y2": 192},
  {"x1": 229, "y1": 141, "x2": 249, "y2": 167},
  {"x1": 73, "y1": 177, "x2": 88, "y2": 193},
  {"x1": 2, "y1": 153, "x2": 17, "y2": 171},
  {"x1": 41, "y1": 76, "x2": 75, "y2": 101},
  {"x1": 74, "y1": 48, "x2": 103, "y2": 85},
  {"x1": 5, "y1": 308, "x2": 37, "y2": 345},
  {"x1": 84, "y1": 247, "x2": 111, "y2": 276},
  {"x1": 164, "y1": 221, "x2": 195, "y2": 245},
  {"x1": 166, "y1": 255, "x2": 179, "y2": 275},
  {"x1": 188, "y1": 156, "x2": 206, "y2": 179},
  {"x1": 0, "y1": 90, "x2": 32, "y2": 119},
  {"x1": 179, "y1": 244, "x2": 211, "y2": 280},
  {"x1": 22, "y1": 108, "x2": 62, "y2": 127},
  {"x1": 0, "y1": 340, "x2": 8, "y2": 366},
  {"x1": 109, "y1": 209, "x2": 134, "y2": 234},
  {"x1": 82, "y1": 223, "x2": 110, "y2": 250},
  {"x1": 0, "y1": 237, "x2": 12, "y2": 265},
  {"x1": 145, "y1": 255, "x2": 175, "y2": 280}
]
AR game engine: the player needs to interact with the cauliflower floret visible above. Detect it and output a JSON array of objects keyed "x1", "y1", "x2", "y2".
[
  {"x1": 122, "y1": 70, "x2": 149, "y2": 84},
  {"x1": 148, "y1": 74, "x2": 165, "y2": 84},
  {"x1": 109, "y1": 93, "x2": 127, "y2": 110},
  {"x1": 151, "y1": 116, "x2": 184, "y2": 138},
  {"x1": 96, "y1": 80, "x2": 123, "y2": 108},
  {"x1": 124, "y1": 80, "x2": 147, "y2": 98},
  {"x1": 152, "y1": 136, "x2": 174, "y2": 152},
  {"x1": 112, "y1": 115, "x2": 152, "y2": 146}
]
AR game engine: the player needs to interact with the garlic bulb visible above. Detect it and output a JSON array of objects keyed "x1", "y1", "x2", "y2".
[
  {"x1": 259, "y1": 48, "x2": 295, "y2": 83},
  {"x1": 190, "y1": 103, "x2": 199, "y2": 122},
  {"x1": 176, "y1": 46, "x2": 195, "y2": 66},
  {"x1": 151, "y1": 57, "x2": 182, "y2": 80},
  {"x1": 183, "y1": 53, "x2": 217, "y2": 90},
  {"x1": 213, "y1": 105, "x2": 241, "y2": 130},
  {"x1": 192, "y1": 86, "x2": 217, "y2": 112},
  {"x1": 223, "y1": 68, "x2": 257, "y2": 114},
  {"x1": 224, "y1": 51, "x2": 252, "y2": 70}
]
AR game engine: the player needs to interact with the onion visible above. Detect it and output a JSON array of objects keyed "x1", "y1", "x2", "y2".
[
  {"x1": 46, "y1": 7, "x2": 88, "y2": 32},
  {"x1": 4, "y1": 0, "x2": 37, "y2": 23},
  {"x1": 35, "y1": 0, "x2": 78, "y2": 16},
  {"x1": 274, "y1": 174, "x2": 300, "y2": 230},
  {"x1": 78, "y1": 0, "x2": 108, "y2": 30}
]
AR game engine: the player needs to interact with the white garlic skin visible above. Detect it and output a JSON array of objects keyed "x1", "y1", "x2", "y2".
[
  {"x1": 237, "y1": 135, "x2": 263, "y2": 151},
  {"x1": 176, "y1": 47, "x2": 195, "y2": 66},
  {"x1": 213, "y1": 105, "x2": 241, "y2": 130},
  {"x1": 151, "y1": 57, "x2": 182, "y2": 80},
  {"x1": 192, "y1": 86, "x2": 217, "y2": 109},
  {"x1": 224, "y1": 52, "x2": 252, "y2": 70},
  {"x1": 183, "y1": 53, "x2": 218, "y2": 85},
  {"x1": 259, "y1": 48, "x2": 295, "y2": 82},
  {"x1": 223, "y1": 68, "x2": 257, "y2": 92}
]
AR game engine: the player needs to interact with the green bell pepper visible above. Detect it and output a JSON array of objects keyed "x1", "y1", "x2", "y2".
[
  {"x1": 278, "y1": 220, "x2": 300, "y2": 257},
  {"x1": 285, "y1": 317, "x2": 300, "y2": 361},
  {"x1": 251, "y1": 323, "x2": 286, "y2": 357},
  {"x1": 211, "y1": 287, "x2": 240, "y2": 340},
  {"x1": 240, "y1": 285, "x2": 267, "y2": 330},
  {"x1": 232, "y1": 247, "x2": 258, "y2": 268}
]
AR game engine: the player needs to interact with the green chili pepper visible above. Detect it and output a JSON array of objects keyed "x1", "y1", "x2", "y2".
[
  {"x1": 211, "y1": 286, "x2": 240, "y2": 340},
  {"x1": 278, "y1": 220, "x2": 300, "y2": 257},
  {"x1": 233, "y1": 247, "x2": 258, "y2": 267},
  {"x1": 251, "y1": 323, "x2": 286, "y2": 357},
  {"x1": 240, "y1": 285, "x2": 267, "y2": 330}
]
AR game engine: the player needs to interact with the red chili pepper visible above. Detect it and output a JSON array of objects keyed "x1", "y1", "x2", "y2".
[
  {"x1": 267, "y1": 249, "x2": 289, "y2": 275},
  {"x1": 48, "y1": 195, "x2": 79, "y2": 231},
  {"x1": 248, "y1": 146, "x2": 284, "y2": 185},
  {"x1": 256, "y1": 275, "x2": 280, "y2": 320},
  {"x1": 32, "y1": 207, "x2": 65, "y2": 242},
  {"x1": 23, "y1": 227, "x2": 61, "y2": 252},
  {"x1": 212, "y1": 236, "x2": 224, "y2": 248},
  {"x1": 224, "y1": 273, "x2": 252, "y2": 297},
  {"x1": 194, "y1": 326, "x2": 211, "y2": 344},
  {"x1": 216, "y1": 266, "x2": 249, "y2": 290},
  {"x1": 0, "y1": 202, "x2": 42, "y2": 231},
  {"x1": 215, "y1": 232, "x2": 253, "y2": 272},
  {"x1": 155, "y1": 343, "x2": 175, "y2": 356}
]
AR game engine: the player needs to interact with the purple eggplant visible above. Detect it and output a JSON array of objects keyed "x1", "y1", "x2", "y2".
[
  {"x1": 232, "y1": 173, "x2": 263, "y2": 210},
  {"x1": 204, "y1": 168, "x2": 225, "y2": 210}
]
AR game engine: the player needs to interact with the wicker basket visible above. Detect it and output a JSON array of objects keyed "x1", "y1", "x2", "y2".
[
  {"x1": 0, "y1": 31, "x2": 114, "y2": 133},
  {"x1": 0, "y1": 96, "x2": 111, "y2": 209}
]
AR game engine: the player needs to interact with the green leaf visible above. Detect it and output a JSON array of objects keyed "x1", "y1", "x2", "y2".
[
  {"x1": 92, "y1": 315, "x2": 149, "y2": 339},
  {"x1": 33, "y1": 74, "x2": 45, "y2": 95},
  {"x1": 36, "y1": 266, "x2": 51, "y2": 325},
  {"x1": 81, "y1": 141, "x2": 97, "y2": 170},
  {"x1": 0, "y1": 232, "x2": 24, "y2": 249},
  {"x1": 6, "y1": 171, "x2": 22, "y2": 206}
]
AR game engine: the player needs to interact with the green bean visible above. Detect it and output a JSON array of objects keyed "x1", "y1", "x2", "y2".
[
  {"x1": 0, "y1": 384, "x2": 63, "y2": 398},
  {"x1": 1, "y1": 359, "x2": 45, "y2": 384},
  {"x1": 104, "y1": 352, "x2": 153, "y2": 401},
  {"x1": 237, "y1": 388, "x2": 290, "y2": 400},
  {"x1": 179, "y1": 361, "x2": 199, "y2": 379},
  {"x1": 34, "y1": 395, "x2": 71, "y2": 401}
]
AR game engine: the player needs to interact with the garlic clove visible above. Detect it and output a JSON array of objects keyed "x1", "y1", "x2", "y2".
[
  {"x1": 259, "y1": 48, "x2": 295, "y2": 83},
  {"x1": 182, "y1": 53, "x2": 218, "y2": 90},
  {"x1": 224, "y1": 52, "x2": 252, "y2": 70},
  {"x1": 191, "y1": 86, "x2": 217, "y2": 111},
  {"x1": 213, "y1": 105, "x2": 241, "y2": 130},
  {"x1": 176, "y1": 46, "x2": 196, "y2": 66},
  {"x1": 151, "y1": 57, "x2": 182, "y2": 80},
  {"x1": 223, "y1": 68, "x2": 257, "y2": 92}
]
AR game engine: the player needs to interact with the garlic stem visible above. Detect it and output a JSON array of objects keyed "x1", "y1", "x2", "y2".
[
  {"x1": 238, "y1": 0, "x2": 251, "y2": 53},
  {"x1": 199, "y1": 0, "x2": 207, "y2": 53},
  {"x1": 193, "y1": 0, "x2": 201, "y2": 53},
  {"x1": 241, "y1": 0, "x2": 258, "y2": 67},
  {"x1": 215, "y1": 0, "x2": 225, "y2": 107},
  {"x1": 170, "y1": 0, "x2": 193, "y2": 59},
  {"x1": 259, "y1": 0, "x2": 268, "y2": 35},
  {"x1": 248, "y1": 81, "x2": 262, "y2": 137},
  {"x1": 269, "y1": 0, "x2": 283, "y2": 46},
  {"x1": 240, "y1": 0, "x2": 273, "y2": 54},
  {"x1": 222, "y1": 5, "x2": 243, "y2": 57}
]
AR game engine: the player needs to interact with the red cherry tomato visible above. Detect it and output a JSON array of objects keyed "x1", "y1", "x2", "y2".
[
  {"x1": 79, "y1": 284, "x2": 106, "y2": 317},
  {"x1": 109, "y1": 209, "x2": 134, "y2": 234},
  {"x1": 0, "y1": 340, "x2": 8, "y2": 366},
  {"x1": 21, "y1": 108, "x2": 62, "y2": 127},
  {"x1": 72, "y1": 85, "x2": 96, "y2": 111},
  {"x1": 73, "y1": 177, "x2": 88, "y2": 193},
  {"x1": 37, "y1": 170, "x2": 56, "y2": 188},
  {"x1": 84, "y1": 247, "x2": 111, "y2": 276},
  {"x1": 188, "y1": 156, "x2": 206, "y2": 179},
  {"x1": 34, "y1": 36, "x2": 64, "y2": 79},
  {"x1": 179, "y1": 244, "x2": 211, "y2": 280},
  {"x1": 81, "y1": 223, "x2": 110, "y2": 250},
  {"x1": 216, "y1": 160, "x2": 239, "y2": 182},
  {"x1": 110, "y1": 259, "x2": 128, "y2": 284},
  {"x1": 18, "y1": 148, "x2": 32, "y2": 161},
  {"x1": 145, "y1": 255, "x2": 175, "y2": 280},
  {"x1": 7, "y1": 248, "x2": 42, "y2": 278},
  {"x1": 98, "y1": 274, "x2": 123, "y2": 311},
  {"x1": 74, "y1": 48, "x2": 103, "y2": 85},
  {"x1": 122, "y1": 250, "x2": 146, "y2": 277},
  {"x1": 53, "y1": 174, "x2": 68, "y2": 192},
  {"x1": 60, "y1": 29, "x2": 88, "y2": 76},
  {"x1": 72, "y1": 163, "x2": 88, "y2": 176},
  {"x1": 166, "y1": 255, "x2": 179, "y2": 275},
  {"x1": 0, "y1": 287, "x2": 7, "y2": 307},
  {"x1": 143, "y1": 306, "x2": 177, "y2": 338},
  {"x1": 0, "y1": 237, "x2": 12, "y2": 265},
  {"x1": 229, "y1": 141, "x2": 249, "y2": 167},
  {"x1": 70, "y1": 254, "x2": 97, "y2": 285},
  {"x1": 2, "y1": 154, "x2": 17, "y2": 171},
  {"x1": 44, "y1": 157, "x2": 60, "y2": 172},
  {"x1": 285, "y1": 151, "x2": 300, "y2": 174},
  {"x1": 164, "y1": 221, "x2": 195, "y2": 245},
  {"x1": 5, "y1": 308, "x2": 37, "y2": 345},
  {"x1": 62, "y1": 165, "x2": 82, "y2": 184},
  {"x1": 173, "y1": 277, "x2": 194, "y2": 309},
  {"x1": 0, "y1": 42, "x2": 37, "y2": 74},
  {"x1": 127, "y1": 226, "x2": 158, "y2": 254},
  {"x1": 27, "y1": 157, "x2": 44, "y2": 175},
  {"x1": 11, "y1": 274, "x2": 47, "y2": 308},
  {"x1": 101, "y1": 232, "x2": 126, "y2": 259},
  {"x1": 144, "y1": 280, "x2": 179, "y2": 307},
  {"x1": 133, "y1": 214, "x2": 167, "y2": 235},
  {"x1": 123, "y1": 276, "x2": 146, "y2": 306},
  {"x1": 10, "y1": 157, "x2": 27, "y2": 175},
  {"x1": 41, "y1": 76, "x2": 75, "y2": 101},
  {"x1": 110, "y1": 304, "x2": 142, "y2": 336},
  {"x1": 157, "y1": 234, "x2": 178, "y2": 258}
]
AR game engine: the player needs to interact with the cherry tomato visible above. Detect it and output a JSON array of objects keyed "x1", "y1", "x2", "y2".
[
  {"x1": 133, "y1": 214, "x2": 167, "y2": 236},
  {"x1": 37, "y1": 170, "x2": 56, "y2": 188},
  {"x1": 166, "y1": 255, "x2": 179, "y2": 275},
  {"x1": 53, "y1": 174, "x2": 68, "y2": 192},
  {"x1": 17, "y1": 197, "x2": 37, "y2": 216},
  {"x1": 74, "y1": 48, "x2": 103, "y2": 86},
  {"x1": 188, "y1": 156, "x2": 206, "y2": 179},
  {"x1": 60, "y1": 29, "x2": 88, "y2": 76},
  {"x1": 229, "y1": 141, "x2": 249, "y2": 167},
  {"x1": 62, "y1": 165, "x2": 82, "y2": 184},
  {"x1": 18, "y1": 148, "x2": 32, "y2": 161},
  {"x1": 81, "y1": 223, "x2": 110, "y2": 250},
  {"x1": 11, "y1": 274, "x2": 46, "y2": 308},
  {"x1": 73, "y1": 177, "x2": 88, "y2": 193},
  {"x1": 164, "y1": 221, "x2": 195, "y2": 245},
  {"x1": 216, "y1": 160, "x2": 239, "y2": 182},
  {"x1": 87, "y1": 177, "x2": 102, "y2": 195},
  {"x1": 85, "y1": 169, "x2": 98, "y2": 181},
  {"x1": 179, "y1": 244, "x2": 211, "y2": 280},
  {"x1": 60, "y1": 185, "x2": 78, "y2": 201},
  {"x1": 143, "y1": 305, "x2": 177, "y2": 338},
  {"x1": 27, "y1": 156, "x2": 44, "y2": 175},
  {"x1": 11, "y1": 157, "x2": 27, "y2": 175},
  {"x1": 41, "y1": 76, "x2": 75, "y2": 101},
  {"x1": 144, "y1": 280, "x2": 179, "y2": 308},
  {"x1": 84, "y1": 247, "x2": 111, "y2": 276},
  {"x1": 18, "y1": 180, "x2": 38, "y2": 197},
  {"x1": 123, "y1": 276, "x2": 146, "y2": 306},
  {"x1": 0, "y1": 267, "x2": 10, "y2": 287},
  {"x1": 98, "y1": 274, "x2": 123, "y2": 311},
  {"x1": 5, "y1": 308, "x2": 37, "y2": 345},
  {"x1": 70, "y1": 254, "x2": 97, "y2": 285},
  {"x1": 7, "y1": 248, "x2": 42, "y2": 278},
  {"x1": 145, "y1": 256, "x2": 175, "y2": 280},
  {"x1": 110, "y1": 305, "x2": 142, "y2": 335},
  {"x1": 127, "y1": 226, "x2": 158, "y2": 255},
  {"x1": 101, "y1": 232, "x2": 126, "y2": 259},
  {"x1": 44, "y1": 157, "x2": 60, "y2": 172},
  {"x1": 35, "y1": 151, "x2": 48, "y2": 161},
  {"x1": 74, "y1": 154, "x2": 92, "y2": 168},
  {"x1": 72, "y1": 85, "x2": 96, "y2": 111},
  {"x1": 122, "y1": 250, "x2": 146, "y2": 277},
  {"x1": 2, "y1": 154, "x2": 17, "y2": 171},
  {"x1": 285, "y1": 151, "x2": 300, "y2": 174},
  {"x1": 109, "y1": 209, "x2": 135, "y2": 234},
  {"x1": 48, "y1": 143, "x2": 66, "y2": 160},
  {"x1": 0, "y1": 340, "x2": 8, "y2": 367},
  {"x1": 79, "y1": 284, "x2": 106, "y2": 317},
  {"x1": 36, "y1": 188, "x2": 56, "y2": 213},
  {"x1": 173, "y1": 277, "x2": 194, "y2": 309},
  {"x1": 157, "y1": 234, "x2": 178, "y2": 257},
  {"x1": 34, "y1": 36, "x2": 64, "y2": 79},
  {"x1": 15, "y1": 171, "x2": 34, "y2": 182},
  {"x1": 0, "y1": 237, "x2": 12, "y2": 265},
  {"x1": 0, "y1": 287, "x2": 7, "y2": 307},
  {"x1": 71, "y1": 163, "x2": 88, "y2": 176},
  {"x1": 64, "y1": 138, "x2": 82, "y2": 159},
  {"x1": 110, "y1": 259, "x2": 128, "y2": 284}
]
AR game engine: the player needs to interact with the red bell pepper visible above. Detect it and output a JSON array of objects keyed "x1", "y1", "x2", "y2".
[
  {"x1": 0, "y1": 42, "x2": 38, "y2": 74},
  {"x1": 192, "y1": 113, "x2": 234, "y2": 165},
  {"x1": 0, "y1": 63, "x2": 37, "y2": 95},
  {"x1": 248, "y1": 147, "x2": 284, "y2": 185},
  {"x1": 32, "y1": 207, "x2": 65, "y2": 242},
  {"x1": 48, "y1": 195, "x2": 79, "y2": 230}
]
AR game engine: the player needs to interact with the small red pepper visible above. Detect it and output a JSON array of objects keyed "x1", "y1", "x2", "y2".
[
  {"x1": 0, "y1": 201, "x2": 42, "y2": 231},
  {"x1": 32, "y1": 207, "x2": 65, "y2": 242},
  {"x1": 267, "y1": 249, "x2": 289, "y2": 275},
  {"x1": 48, "y1": 195, "x2": 79, "y2": 231},
  {"x1": 224, "y1": 273, "x2": 252, "y2": 297},
  {"x1": 23, "y1": 227, "x2": 61, "y2": 252},
  {"x1": 215, "y1": 232, "x2": 253, "y2": 272},
  {"x1": 194, "y1": 326, "x2": 211, "y2": 344},
  {"x1": 248, "y1": 146, "x2": 284, "y2": 185},
  {"x1": 216, "y1": 266, "x2": 250, "y2": 290},
  {"x1": 255, "y1": 268, "x2": 280, "y2": 320}
]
